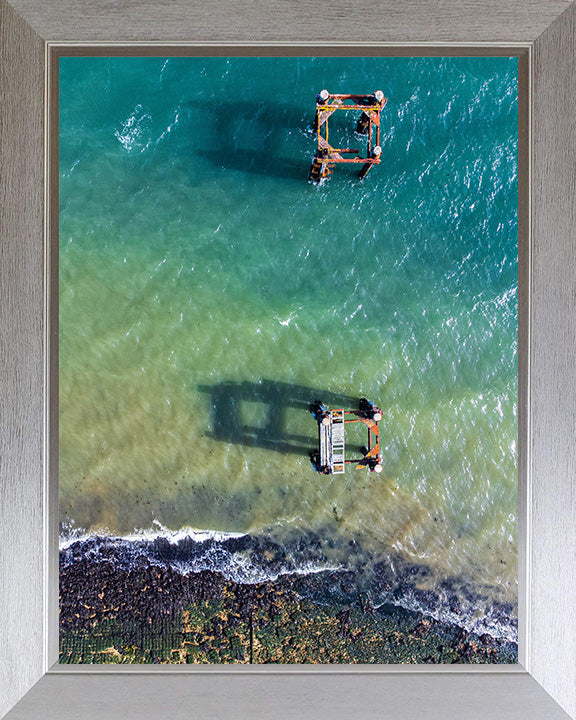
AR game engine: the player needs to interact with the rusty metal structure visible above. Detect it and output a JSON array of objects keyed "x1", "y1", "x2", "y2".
[
  {"x1": 309, "y1": 90, "x2": 387, "y2": 182},
  {"x1": 310, "y1": 398, "x2": 383, "y2": 474}
]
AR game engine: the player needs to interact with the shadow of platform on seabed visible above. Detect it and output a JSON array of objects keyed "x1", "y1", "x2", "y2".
[
  {"x1": 197, "y1": 379, "x2": 358, "y2": 456},
  {"x1": 196, "y1": 99, "x2": 313, "y2": 181}
]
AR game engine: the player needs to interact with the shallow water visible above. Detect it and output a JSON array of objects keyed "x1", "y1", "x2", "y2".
[{"x1": 59, "y1": 55, "x2": 518, "y2": 640}]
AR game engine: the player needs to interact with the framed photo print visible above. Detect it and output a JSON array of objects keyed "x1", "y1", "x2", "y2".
[{"x1": 1, "y1": 1, "x2": 575, "y2": 719}]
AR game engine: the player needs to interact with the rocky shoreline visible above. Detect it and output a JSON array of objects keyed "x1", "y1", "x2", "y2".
[{"x1": 59, "y1": 548, "x2": 518, "y2": 664}]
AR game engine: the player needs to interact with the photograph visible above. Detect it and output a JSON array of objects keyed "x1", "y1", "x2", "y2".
[{"x1": 58, "y1": 54, "x2": 519, "y2": 665}]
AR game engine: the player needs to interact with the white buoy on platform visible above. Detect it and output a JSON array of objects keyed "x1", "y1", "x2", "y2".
[
  {"x1": 373, "y1": 146, "x2": 382, "y2": 157},
  {"x1": 374, "y1": 463, "x2": 383, "y2": 473},
  {"x1": 374, "y1": 90, "x2": 384, "y2": 102},
  {"x1": 319, "y1": 89, "x2": 330, "y2": 101}
]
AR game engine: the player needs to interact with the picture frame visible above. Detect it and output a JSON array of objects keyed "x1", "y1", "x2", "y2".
[{"x1": 1, "y1": 1, "x2": 574, "y2": 718}]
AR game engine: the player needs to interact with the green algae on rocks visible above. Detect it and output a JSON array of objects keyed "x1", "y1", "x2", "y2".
[{"x1": 59, "y1": 559, "x2": 517, "y2": 665}]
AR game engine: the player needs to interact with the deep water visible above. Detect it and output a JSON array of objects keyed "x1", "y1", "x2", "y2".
[{"x1": 59, "y1": 55, "x2": 518, "y2": 646}]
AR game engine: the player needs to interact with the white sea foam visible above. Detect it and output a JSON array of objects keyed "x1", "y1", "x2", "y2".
[
  {"x1": 114, "y1": 105, "x2": 152, "y2": 153},
  {"x1": 60, "y1": 528, "x2": 342, "y2": 586},
  {"x1": 59, "y1": 521, "x2": 247, "y2": 551}
]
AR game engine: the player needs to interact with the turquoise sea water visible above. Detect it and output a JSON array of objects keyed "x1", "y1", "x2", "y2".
[{"x1": 59, "y1": 55, "x2": 518, "y2": 642}]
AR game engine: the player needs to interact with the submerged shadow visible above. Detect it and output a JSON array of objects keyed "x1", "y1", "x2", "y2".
[
  {"x1": 197, "y1": 99, "x2": 313, "y2": 181},
  {"x1": 197, "y1": 379, "x2": 358, "y2": 456}
]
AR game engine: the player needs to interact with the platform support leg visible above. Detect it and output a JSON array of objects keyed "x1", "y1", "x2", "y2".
[{"x1": 359, "y1": 162, "x2": 374, "y2": 179}]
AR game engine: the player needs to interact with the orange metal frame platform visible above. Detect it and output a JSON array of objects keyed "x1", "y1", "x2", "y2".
[
  {"x1": 309, "y1": 91, "x2": 387, "y2": 182},
  {"x1": 311, "y1": 399, "x2": 383, "y2": 475}
]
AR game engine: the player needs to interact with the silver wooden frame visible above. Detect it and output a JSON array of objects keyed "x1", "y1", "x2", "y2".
[{"x1": 1, "y1": 2, "x2": 575, "y2": 719}]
